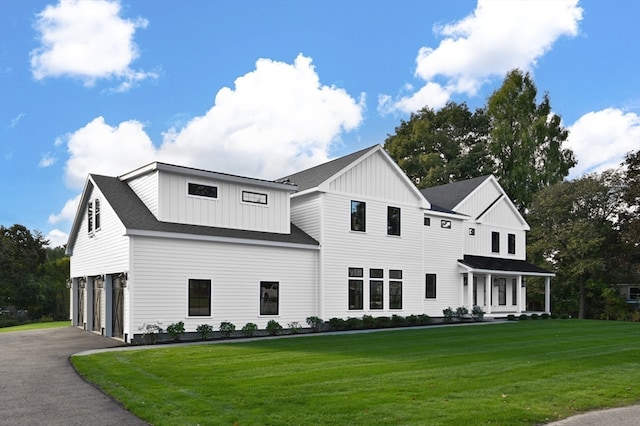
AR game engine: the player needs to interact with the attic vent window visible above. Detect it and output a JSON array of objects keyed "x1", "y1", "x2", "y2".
[
  {"x1": 441, "y1": 220, "x2": 452, "y2": 229},
  {"x1": 188, "y1": 183, "x2": 217, "y2": 199},
  {"x1": 242, "y1": 191, "x2": 268, "y2": 205}
]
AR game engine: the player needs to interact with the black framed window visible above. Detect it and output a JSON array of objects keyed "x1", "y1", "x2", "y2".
[
  {"x1": 389, "y1": 270, "x2": 402, "y2": 310},
  {"x1": 630, "y1": 287, "x2": 639, "y2": 300},
  {"x1": 512, "y1": 278, "x2": 518, "y2": 305},
  {"x1": 369, "y1": 269, "x2": 384, "y2": 310},
  {"x1": 243, "y1": 191, "x2": 267, "y2": 205},
  {"x1": 508, "y1": 233, "x2": 516, "y2": 254},
  {"x1": 188, "y1": 182, "x2": 218, "y2": 198},
  {"x1": 387, "y1": 206, "x2": 401, "y2": 236},
  {"x1": 94, "y1": 199, "x2": 101, "y2": 230},
  {"x1": 87, "y1": 201, "x2": 93, "y2": 233},
  {"x1": 492, "y1": 231, "x2": 500, "y2": 253},
  {"x1": 351, "y1": 201, "x2": 366, "y2": 232},
  {"x1": 425, "y1": 274, "x2": 437, "y2": 299},
  {"x1": 260, "y1": 281, "x2": 279, "y2": 315},
  {"x1": 348, "y1": 268, "x2": 363, "y2": 310},
  {"x1": 497, "y1": 278, "x2": 506, "y2": 305},
  {"x1": 189, "y1": 279, "x2": 211, "y2": 316},
  {"x1": 441, "y1": 220, "x2": 452, "y2": 229},
  {"x1": 424, "y1": 217, "x2": 431, "y2": 226}
]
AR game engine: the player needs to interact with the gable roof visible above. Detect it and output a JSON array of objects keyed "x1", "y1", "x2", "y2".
[
  {"x1": 278, "y1": 145, "x2": 377, "y2": 191},
  {"x1": 66, "y1": 174, "x2": 318, "y2": 255},
  {"x1": 458, "y1": 255, "x2": 554, "y2": 277},
  {"x1": 420, "y1": 175, "x2": 492, "y2": 211}
]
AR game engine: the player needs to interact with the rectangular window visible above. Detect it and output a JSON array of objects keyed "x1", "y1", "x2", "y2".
[
  {"x1": 497, "y1": 278, "x2": 506, "y2": 305},
  {"x1": 94, "y1": 199, "x2": 101, "y2": 230},
  {"x1": 351, "y1": 201, "x2": 366, "y2": 232},
  {"x1": 188, "y1": 182, "x2": 218, "y2": 198},
  {"x1": 188, "y1": 279, "x2": 211, "y2": 316},
  {"x1": 425, "y1": 274, "x2": 437, "y2": 299},
  {"x1": 369, "y1": 269, "x2": 383, "y2": 310},
  {"x1": 87, "y1": 201, "x2": 93, "y2": 233},
  {"x1": 260, "y1": 281, "x2": 279, "y2": 315},
  {"x1": 349, "y1": 268, "x2": 363, "y2": 310},
  {"x1": 387, "y1": 206, "x2": 401, "y2": 236},
  {"x1": 424, "y1": 217, "x2": 431, "y2": 226},
  {"x1": 492, "y1": 231, "x2": 500, "y2": 253},
  {"x1": 389, "y1": 269, "x2": 402, "y2": 310},
  {"x1": 441, "y1": 220, "x2": 452, "y2": 229},
  {"x1": 508, "y1": 233, "x2": 516, "y2": 254},
  {"x1": 242, "y1": 190, "x2": 268, "y2": 205},
  {"x1": 512, "y1": 278, "x2": 518, "y2": 305}
]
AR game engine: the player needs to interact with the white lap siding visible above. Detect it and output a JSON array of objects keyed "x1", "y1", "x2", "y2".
[{"x1": 129, "y1": 236, "x2": 318, "y2": 333}]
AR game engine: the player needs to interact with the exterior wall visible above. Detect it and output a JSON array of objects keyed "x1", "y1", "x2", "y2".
[
  {"x1": 290, "y1": 193, "x2": 321, "y2": 241},
  {"x1": 464, "y1": 223, "x2": 527, "y2": 260},
  {"x1": 156, "y1": 171, "x2": 291, "y2": 234},
  {"x1": 423, "y1": 214, "x2": 465, "y2": 316},
  {"x1": 456, "y1": 178, "x2": 502, "y2": 218},
  {"x1": 69, "y1": 185, "x2": 129, "y2": 278},
  {"x1": 128, "y1": 235, "x2": 318, "y2": 333},
  {"x1": 128, "y1": 171, "x2": 159, "y2": 217}
]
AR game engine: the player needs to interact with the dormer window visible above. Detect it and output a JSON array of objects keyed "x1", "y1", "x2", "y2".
[{"x1": 188, "y1": 182, "x2": 217, "y2": 199}]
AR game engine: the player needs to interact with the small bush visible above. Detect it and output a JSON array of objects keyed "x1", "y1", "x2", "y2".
[
  {"x1": 196, "y1": 324, "x2": 213, "y2": 340},
  {"x1": 374, "y1": 316, "x2": 391, "y2": 328},
  {"x1": 266, "y1": 319, "x2": 283, "y2": 335},
  {"x1": 219, "y1": 321, "x2": 236, "y2": 337},
  {"x1": 328, "y1": 317, "x2": 347, "y2": 331},
  {"x1": 242, "y1": 322, "x2": 258, "y2": 337},
  {"x1": 417, "y1": 314, "x2": 433, "y2": 325},
  {"x1": 560, "y1": 313, "x2": 570, "y2": 319},
  {"x1": 541, "y1": 313, "x2": 550, "y2": 320},
  {"x1": 455, "y1": 306, "x2": 470, "y2": 320},
  {"x1": 530, "y1": 313, "x2": 539, "y2": 320},
  {"x1": 443, "y1": 307, "x2": 455, "y2": 322},
  {"x1": 305, "y1": 316, "x2": 323, "y2": 332},
  {"x1": 391, "y1": 314, "x2": 408, "y2": 327},
  {"x1": 140, "y1": 323, "x2": 163, "y2": 344},
  {"x1": 288, "y1": 321, "x2": 302, "y2": 334},
  {"x1": 406, "y1": 314, "x2": 420, "y2": 326},
  {"x1": 166, "y1": 321, "x2": 185, "y2": 341},
  {"x1": 471, "y1": 306, "x2": 485, "y2": 320},
  {"x1": 362, "y1": 314, "x2": 376, "y2": 329},
  {"x1": 507, "y1": 314, "x2": 517, "y2": 321},
  {"x1": 345, "y1": 317, "x2": 363, "y2": 330},
  {"x1": 519, "y1": 314, "x2": 529, "y2": 320}
]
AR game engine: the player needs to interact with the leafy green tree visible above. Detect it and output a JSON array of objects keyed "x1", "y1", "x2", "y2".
[
  {"x1": 487, "y1": 69, "x2": 576, "y2": 213},
  {"x1": 384, "y1": 101, "x2": 493, "y2": 188},
  {"x1": 0, "y1": 224, "x2": 48, "y2": 311},
  {"x1": 619, "y1": 150, "x2": 640, "y2": 278},
  {"x1": 527, "y1": 172, "x2": 627, "y2": 319}
]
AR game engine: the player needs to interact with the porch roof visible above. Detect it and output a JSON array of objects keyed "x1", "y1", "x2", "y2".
[{"x1": 458, "y1": 255, "x2": 554, "y2": 277}]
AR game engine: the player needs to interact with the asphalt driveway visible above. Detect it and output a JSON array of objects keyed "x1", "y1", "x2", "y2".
[{"x1": 0, "y1": 326, "x2": 147, "y2": 425}]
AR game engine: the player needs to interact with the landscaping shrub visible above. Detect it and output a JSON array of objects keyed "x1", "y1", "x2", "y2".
[
  {"x1": 196, "y1": 324, "x2": 213, "y2": 340},
  {"x1": 374, "y1": 316, "x2": 391, "y2": 328},
  {"x1": 305, "y1": 316, "x2": 323, "y2": 332},
  {"x1": 471, "y1": 306, "x2": 485, "y2": 320},
  {"x1": 560, "y1": 313, "x2": 570, "y2": 319},
  {"x1": 140, "y1": 323, "x2": 163, "y2": 344},
  {"x1": 417, "y1": 314, "x2": 433, "y2": 325},
  {"x1": 406, "y1": 314, "x2": 420, "y2": 326},
  {"x1": 519, "y1": 314, "x2": 529, "y2": 320},
  {"x1": 328, "y1": 317, "x2": 347, "y2": 331},
  {"x1": 288, "y1": 321, "x2": 302, "y2": 334},
  {"x1": 219, "y1": 321, "x2": 236, "y2": 337},
  {"x1": 362, "y1": 314, "x2": 376, "y2": 329},
  {"x1": 166, "y1": 321, "x2": 185, "y2": 341},
  {"x1": 507, "y1": 314, "x2": 517, "y2": 321},
  {"x1": 530, "y1": 313, "x2": 540, "y2": 320},
  {"x1": 541, "y1": 313, "x2": 550, "y2": 320},
  {"x1": 242, "y1": 322, "x2": 258, "y2": 337},
  {"x1": 455, "y1": 306, "x2": 470, "y2": 320},
  {"x1": 345, "y1": 317, "x2": 363, "y2": 330},
  {"x1": 443, "y1": 307, "x2": 455, "y2": 322},
  {"x1": 391, "y1": 314, "x2": 408, "y2": 327},
  {"x1": 266, "y1": 320, "x2": 283, "y2": 335}
]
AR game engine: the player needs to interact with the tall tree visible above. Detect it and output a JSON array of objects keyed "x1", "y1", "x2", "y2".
[
  {"x1": 487, "y1": 69, "x2": 576, "y2": 213},
  {"x1": 527, "y1": 172, "x2": 627, "y2": 319},
  {"x1": 384, "y1": 102, "x2": 492, "y2": 188},
  {"x1": 619, "y1": 150, "x2": 640, "y2": 279}
]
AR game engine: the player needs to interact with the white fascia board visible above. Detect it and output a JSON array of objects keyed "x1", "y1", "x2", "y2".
[
  {"x1": 125, "y1": 228, "x2": 320, "y2": 251},
  {"x1": 65, "y1": 178, "x2": 95, "y2": 256},
  {"x1": 457, "y1": 263, "x2": 555, "y2": 277},
  {"x1": 425, "y1": 210, "x2": 469, "y2": 220}
]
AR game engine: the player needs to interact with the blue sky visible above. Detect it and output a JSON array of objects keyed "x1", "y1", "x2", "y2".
[{"x1": 1, "y1": 0, "x2": 638, "y2": 247}]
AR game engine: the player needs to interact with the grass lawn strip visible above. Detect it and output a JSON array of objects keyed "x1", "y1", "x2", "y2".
[
  {"x1": 0, "y1": 321, "x2": 70, "y2": 332},
  {"x1": 72, "y1": 320, "x2": 640, "y2": 425}
]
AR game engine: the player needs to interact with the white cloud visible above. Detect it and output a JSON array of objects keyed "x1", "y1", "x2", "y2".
[
  {"x1": 8, "y1": 113, "x2": 25, "y2": 129},
  {"x1": 30, "y1": 0, "x2": 156, "y2": 90},
  {"x1": 566, "y1": 108, "x2": 640, "y2": 179},
  {"x1": 49, "y1": 194, "x2": 81, "y2": 224},
  {"x1": 381, "y1": 0, "x2": 583, "y2": 113},
  {"x1": 45, "y1": 229, "x2": 69, "y2": 248},
  {"x1": 51, "y1": 54, "x2": 364, "y2": 224},
  {"x1": 39, "y1": 153, "x2": 56, "y2": 167}
]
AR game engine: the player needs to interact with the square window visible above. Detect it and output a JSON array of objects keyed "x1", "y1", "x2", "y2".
[
  {"x1": 351, "y1": 201, "x2": 366, "y2": 232},
  {"x1": 425, "y1": 274, "x2": 437, "y2": 298},
  {"x1": 260, "y1": 281, "x2": 279, "y2": 315},
  {"x1": 189, "y1": 279, "x2": 211, "y2": 316},
  {"x1": 387, "y1": 206, "x2": 401, "y2": 236},
  {"x1": 424, "y1": 217, "x2": 431, "y2": 226}
]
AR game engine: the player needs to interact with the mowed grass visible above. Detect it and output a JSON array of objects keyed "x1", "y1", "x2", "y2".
[
  {"x1": 72, "y1": 320, "x2": 640, "y2": 425},
  {"x1": 0, "y1": 320, "x2": 70, "y2": 332}
]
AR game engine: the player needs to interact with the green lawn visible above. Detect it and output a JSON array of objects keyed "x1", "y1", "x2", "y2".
[
  {"x1": 72, "y1": 320, "x2": 640, "y2": 425},
  {"x1": 0, "y1": 320, "x2": 70, "y2": 332}
]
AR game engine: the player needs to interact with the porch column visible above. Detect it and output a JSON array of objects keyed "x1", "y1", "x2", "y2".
[
  {"x1": 545, "y1": 276, "x2": 551, "y2": 313},
  {"x1": 485, "y1": 273, "x2": 492, "y2": 315},
  {"x1": 516, "y1": 275, "x2": 523, "y2": 314},
  {"x1": 467, "y1": 272, "x2": 474, "y2": 309}
]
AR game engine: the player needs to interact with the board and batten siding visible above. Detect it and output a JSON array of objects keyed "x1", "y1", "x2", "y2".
[
  {"x1": 127, "y1": 171, "x2": 159, "y2": 217},
  {"x1": 319, "y1": 192, "x2": 425, "y2": 320},
  {"x1": 422, "y1": 214, "x2": 465, "y2": 317},
  {"x1": 128, "y1": 236, "x2": 318, "y2": 332},
  {"x1": 455, "y1": 178, "x2": 502, "y2": 219},
  {"x1": 69, "y1": 185, "x2": 130, "y2": 278},
  {"x1": 156, "y1": 172, "x2": 291, "y2": 234}
]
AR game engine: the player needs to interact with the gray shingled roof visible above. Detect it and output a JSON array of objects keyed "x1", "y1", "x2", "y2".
[
  {"x1": 420, "y1": 175, "x2": 492, "y2": 211},
  {"x1": 458, "y1": 255, "x2": 553, "y2": 275},
  {"x1": 91, "y1": 174, "x2": 319, "y2": 246},
  {"x1": 278, "y1": 145, "x2": 378, "y2": 191}
]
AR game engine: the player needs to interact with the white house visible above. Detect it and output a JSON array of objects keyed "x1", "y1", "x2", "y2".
[{"x1": 66, "y1": 144, "x2": 553, "y2": 342}]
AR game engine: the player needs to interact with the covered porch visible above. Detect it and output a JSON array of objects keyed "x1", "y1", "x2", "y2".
[{"x1": 457, "y1": 255, "x2": 554, "y2": 316}]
